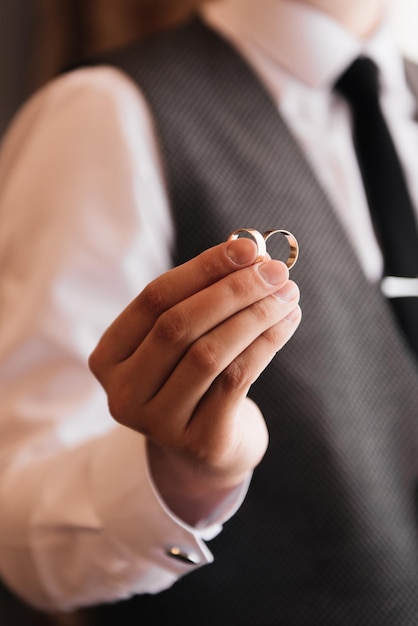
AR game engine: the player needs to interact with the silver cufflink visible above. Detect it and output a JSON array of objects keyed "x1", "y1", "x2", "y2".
[{"x1": 166, "y1": 546, "x2": 201, "y2": 565}]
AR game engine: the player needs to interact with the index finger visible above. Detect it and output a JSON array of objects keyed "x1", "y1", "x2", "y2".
[{"x1": 91, "y1": 237, "x2": 261, "y2": 365}]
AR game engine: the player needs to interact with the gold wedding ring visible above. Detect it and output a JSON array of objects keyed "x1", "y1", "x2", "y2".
[
  {"x1": 227, "y1": 228, "x2": 267, "y2": 263},
  {"x1": 228, "y1": 228, "x2": 299, "y2": 269}
]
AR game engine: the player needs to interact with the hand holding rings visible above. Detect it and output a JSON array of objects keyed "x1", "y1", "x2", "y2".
[{"x1": 227, "y1": 228, "x2": 299, "y2": 269}]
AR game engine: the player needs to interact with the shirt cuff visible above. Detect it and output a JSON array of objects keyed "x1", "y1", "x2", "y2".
[
  {"x1": 87, "y1": 424, "x2": 250, "y2": 597},
  {"x1": 1, "y1": 424, "x2": 249, "y2": 612}
]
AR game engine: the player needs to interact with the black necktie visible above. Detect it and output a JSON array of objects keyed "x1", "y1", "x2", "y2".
[{"x1": 335, "y1": 57, "x2": 418, "y2": 360}]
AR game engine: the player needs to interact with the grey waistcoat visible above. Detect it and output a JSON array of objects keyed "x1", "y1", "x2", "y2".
[{"x1": 85, "y1": 17, "x2": 418, "y2": 626}]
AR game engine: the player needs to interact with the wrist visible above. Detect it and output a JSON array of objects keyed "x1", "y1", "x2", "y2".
[{"x1": 146, "y1": 440, "x2": 249, "y2": 526}]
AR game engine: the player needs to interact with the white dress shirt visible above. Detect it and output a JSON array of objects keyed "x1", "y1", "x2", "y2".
[
  {"x1": 204, "y1": 0, "x2": 418, "y2": 282},
  {"x1": 0, "y1": 0, "x2": 417, "y2": 612}
]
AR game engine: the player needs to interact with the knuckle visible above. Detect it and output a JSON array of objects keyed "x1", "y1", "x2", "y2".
[
  {"x1": 226, "y1": 273, "x2": 252, "y2": 300},
  {"x1": 261, "y1": 325, "x2": 283, "y2": 350},
  {"x1": 106, "y1": 379, "x2": 130, "y2": 425},
  {"x1": 88, "y1": 349, "x2": 100, "y2": 377},
  {"x1": 219, "y1": 358, "x2": 252, "y2": 393},
  {"x1": 154, "y1": 307, "x2": 190, "y2": 347},
  {"x1": 252, "y1": 297, "x2": 275, "y2": 325},
  {"x1": 261, "y1": 311, "x2": 300, "y2": 352},
  {"x1": 184, "y1": 426, "x2": 226, "y2": 468},
  {"x1": 187, "y1": 337, "x2": 220, "y2": 375},
  {"x1": 106, "y1": 376, "x2": 150, "y2": 433},
  {"x1": 139, "y1": 280, "x2": 169, "y2": 317},
  {"x1": 88, "y1": 342, "x2": 106, "y2": 380}
]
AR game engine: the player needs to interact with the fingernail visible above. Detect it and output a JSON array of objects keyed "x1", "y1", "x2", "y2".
[
  {"x1": 258, "y1": 261, "x2": 286, "y2": 285},
  {"x1": 274, "y1": 281, "x2": 298, "y2": 302},
  {"x1": 227, "y1": 239, "x2": 257, "y2": 265}
]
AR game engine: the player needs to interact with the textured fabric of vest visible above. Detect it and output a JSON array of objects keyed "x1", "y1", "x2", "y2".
[{"x1": 83, "y1": 18, "x2": 418, "y2": 626}]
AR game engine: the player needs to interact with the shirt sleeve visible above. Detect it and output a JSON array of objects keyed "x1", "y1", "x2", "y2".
[{"x1": 0, "y1": 67, "x2": 248, "y2": 612}]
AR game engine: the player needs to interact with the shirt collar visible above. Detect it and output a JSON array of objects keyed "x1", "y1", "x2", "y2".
[{"x1": 202, "y1": 0, "x2": 407, "y2": 93}]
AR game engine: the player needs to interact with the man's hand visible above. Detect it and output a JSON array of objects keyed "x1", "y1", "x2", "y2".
[{"x1": 89, "y1": 237, "x2": 301, "y2": 524}]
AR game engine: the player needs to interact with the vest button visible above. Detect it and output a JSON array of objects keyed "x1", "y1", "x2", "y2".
[{"x1": 166, "y1": 546, "x2": 201, "y2": 565}]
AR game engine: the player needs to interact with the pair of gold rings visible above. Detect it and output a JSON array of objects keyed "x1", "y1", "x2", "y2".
[{"x1": 228, "y1": 228, "x2": 299, "y2": 269}]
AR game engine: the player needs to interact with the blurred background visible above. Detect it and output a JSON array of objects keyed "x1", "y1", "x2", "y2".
[
  {"x1": 0, "y1": 0, "x2": 418, "y2": 138},
  {"x1": 0, "y1": 0, "x2": 201, "y2": 137}
]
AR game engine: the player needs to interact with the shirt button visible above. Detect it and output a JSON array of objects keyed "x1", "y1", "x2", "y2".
[{"x1": 166, "y1": 546, "x2": 201, "y2": 565}]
